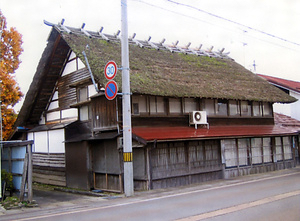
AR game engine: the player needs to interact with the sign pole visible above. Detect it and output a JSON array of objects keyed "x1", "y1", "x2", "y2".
[{"x1": 121, "y1": 0, "x2": 134, "y2": 197}]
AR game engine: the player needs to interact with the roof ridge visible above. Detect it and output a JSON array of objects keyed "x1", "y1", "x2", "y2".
[{"x1": 44, "y1": 19, "x2": 232, "y2": 60}]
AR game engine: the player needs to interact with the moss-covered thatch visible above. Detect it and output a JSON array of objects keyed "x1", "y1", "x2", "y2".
[{"x1": 61, "y1": 27, "x2": 296, "y2": 103}]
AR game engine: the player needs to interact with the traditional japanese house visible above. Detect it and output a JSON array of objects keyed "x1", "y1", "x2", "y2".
[{"x1": 13, "y1": 21, "x2": 299, "y2": 192}]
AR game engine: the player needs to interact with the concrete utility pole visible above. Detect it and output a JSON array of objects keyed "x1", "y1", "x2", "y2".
[
  {"x1": 121, "y1": 0, "x2": 134, "y2": 197},
  {"x1": 0, "y1": 20, "x2": 4, "y2": 200}
]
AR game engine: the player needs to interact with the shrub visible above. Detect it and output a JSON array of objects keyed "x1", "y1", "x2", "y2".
[{"x1": 1, "y1": 169, "x2": 14, "y2": 194}]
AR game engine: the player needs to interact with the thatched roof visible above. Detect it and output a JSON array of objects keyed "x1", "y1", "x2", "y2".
[
  {"x1": 57, "y1": 25, "x2": 296, "y2": 103},
  {"x1": 14, "y1": 24, "x2": 297, "y2": 129}
]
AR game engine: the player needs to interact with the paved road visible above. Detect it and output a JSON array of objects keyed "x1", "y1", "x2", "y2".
[{"x1": 2, "y1": 167, "x2": 300, "y2": 221}]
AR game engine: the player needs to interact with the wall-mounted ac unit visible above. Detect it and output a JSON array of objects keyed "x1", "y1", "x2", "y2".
[{"x1": 189, "y1": 111, "x2": 209, "y2": 129}]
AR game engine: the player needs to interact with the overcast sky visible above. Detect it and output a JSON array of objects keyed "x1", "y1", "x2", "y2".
[{"x1": 1, "y1": 0, "x2": 300, "y2": 111}]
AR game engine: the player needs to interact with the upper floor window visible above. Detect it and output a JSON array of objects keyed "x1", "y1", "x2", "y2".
[
  {"x1": 132, "y1": 95, "x2": 147, "y2": 115},
  {"x1": 229, "y1": 100, "x2": 240, "y2": 116},
  {"x1": 241, "y1": 101, "x2": 251, "y2": 116},
  {"x1": 131, "y1": 95, "x2": 272, "y2": 118},
  {"x1": 262, "y1": 102, "x2": 272, "y2": 116},
  {"x1": 77, "y1": 84, "x2": 98, "y2": 103},
  {"x1": 150, "y1": 96, "x2": 166, "y2": 115},
  {"x1": 216, "y1": 99, "x2": 228, "y2": 116},
  {"x1": 204, "y1": 99, "x2": 215, "y2": 115},
  {"x1": 78, "y1": 87, "x2": 88, "y2": 102},
  {"x1": 183, "y1": 98, "x2": 198, "y2": 113},
  {"x1": 253, "y1": 101, "x2": 262, "y2": 117},
  {"x1": 169, "y1": 98, "x2": 181, "y2": 114}
]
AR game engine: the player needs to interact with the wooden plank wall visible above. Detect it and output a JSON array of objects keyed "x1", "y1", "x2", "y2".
[
  {"x1": 58, "y1": 68, "x2": 90, "y2": 109},
  {"x1": 32, "y1": 153, "x2": 66, "y2": 186},
  {"x1": 91, "y1": 96, "x2": 118, "y2": 130},
  {"x1": 149, "y1": 140, "x2": 223, "y2": 189}
]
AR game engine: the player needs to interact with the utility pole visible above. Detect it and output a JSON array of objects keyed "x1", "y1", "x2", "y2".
[
  {"x1": 0, "y1": 19, "x2": 4, "y2": 200},
  {"x1": 121, "y1": 0, "x2": 134, "y2": 197}
]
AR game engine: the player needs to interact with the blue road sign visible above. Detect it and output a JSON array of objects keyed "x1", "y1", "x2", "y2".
[{"x1": 105, "y1": 80, "x2": 118, "y2": 100}]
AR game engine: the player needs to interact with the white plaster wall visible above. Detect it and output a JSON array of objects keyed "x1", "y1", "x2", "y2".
[
  {"x1": 61, "y1": 108, "x2": 78, "y2": 119},
  {"x1": 27, "y1": 130, "x2": 65, "y2": 153},
  {"x1": 46, "y1": 111, "x2": 61, "y2": 121},
  {"x1": 48, "y1": 129, "x2": 65, "y2": 153},
  {"x1": 273, "y1": 91, "x2": 300, "y2": 121},
  {"x1": 290, "y1": 91, "x2": 300, "y2": 121},
  {"x1": 34, "y1": 131, "x2": 48, "y2": 152}
]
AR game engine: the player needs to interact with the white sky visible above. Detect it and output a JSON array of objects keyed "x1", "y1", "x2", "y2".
[{"x1": 1, "y1": 0, "x2": 300, "y2": 111}]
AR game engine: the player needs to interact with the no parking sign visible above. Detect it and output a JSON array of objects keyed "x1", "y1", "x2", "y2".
[{"x1": 105, "y1": 80, "x2": 118, "y2": 100}]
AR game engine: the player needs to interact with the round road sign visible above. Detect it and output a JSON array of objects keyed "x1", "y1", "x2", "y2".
[
  {"x1": 104, "y1": 61, "x2": 117, "y2": 80},
  {"x1": 105, "y1": 80, "x2": 118, "y2": 100}
]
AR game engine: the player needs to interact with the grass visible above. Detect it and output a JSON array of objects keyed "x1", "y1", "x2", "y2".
[{"x1": 0, "y1": 196, "x2": 38, "y2": 210}]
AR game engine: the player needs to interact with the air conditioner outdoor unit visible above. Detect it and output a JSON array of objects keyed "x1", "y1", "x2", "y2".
[{"x1": 189, "y1": 111, "x2": 209, "y2": 129}]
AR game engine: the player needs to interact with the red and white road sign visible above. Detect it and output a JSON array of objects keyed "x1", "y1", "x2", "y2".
[{"x1": 104, "y1": 61, "x2": 117, "y2": 80}]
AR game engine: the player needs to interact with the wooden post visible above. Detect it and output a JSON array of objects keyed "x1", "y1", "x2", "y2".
[
  {"x1": 20, "y1": 153, "x2": 28, "y2": 202},
  {"x1": 236, "y1": 139, "x2": 240, "y2": 176},
  {"x1": 27, "y1": 144, "x2": 33, "y2": 202}
]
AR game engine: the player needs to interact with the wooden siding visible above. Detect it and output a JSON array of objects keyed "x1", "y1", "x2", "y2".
[
  {"x1": 91, "y1": 96, "x2": 118, "y2": 131},
  {"x1": 92, "y1": 140, "x2": 122, "y2": 192},
  {"x1": 146, "y1": 140, "x2": 223, "y2": 190},
  {"x1": 58, "y1": 68, "x2": 90, "y2": 109},
  {"x1": 32, "y1": 153, "x2": 66, "y2": 186}
]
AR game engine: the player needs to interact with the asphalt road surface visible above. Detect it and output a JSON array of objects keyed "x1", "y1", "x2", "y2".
[{"x1": 2, "y1": 167, "x2": 300, "y2": 221}]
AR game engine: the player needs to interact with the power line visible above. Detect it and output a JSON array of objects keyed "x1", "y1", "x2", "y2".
[
  {"x1": 166, "y1": 0, "x2": 300, "y2": 47},
  {"x1": 133, "y1": 0, "x2": 300, "y2": 52}
]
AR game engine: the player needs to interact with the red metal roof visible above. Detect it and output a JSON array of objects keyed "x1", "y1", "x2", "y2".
[
  {"x1": 132, "y1": 125, "x2": 298, "y2": 142},
  {"x1": 274, "y1": 113, "x2": 300, "y2": 131},
  {"x1": 258, "y1": 74, "x2": 300, "y2": 93}
]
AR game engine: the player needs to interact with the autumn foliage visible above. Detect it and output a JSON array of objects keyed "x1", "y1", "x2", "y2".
[{"x1": 0, "y1": 11, "x2": 23, "y2": 140}]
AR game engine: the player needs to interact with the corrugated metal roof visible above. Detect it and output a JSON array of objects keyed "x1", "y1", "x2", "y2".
[
  {"x1": 258, "y1": 74, "x2": 300, "y2": 93},
  {"x1": 132, "y1": 125, "x2": 298, "y2": 142},
  {"x1": 274, "y1": 113, "x2": 300, "y2": 131}
]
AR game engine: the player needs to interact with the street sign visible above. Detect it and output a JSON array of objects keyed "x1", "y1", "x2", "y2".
[
  {"x1": 105, "y1": 80, "x2": 118, "y2": 100},
  {"x1": 104, "y1": 61, "x2": 117, "y2": 80}
]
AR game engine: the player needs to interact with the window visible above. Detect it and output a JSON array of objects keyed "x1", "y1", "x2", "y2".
[
  {"x1": 204, "y1": 99, "x2": 215, "y2": 115},
  {"x1": 263, "y1": 102, "x2": 272, "y2": 116},
  {"x1": 78, "y1": 87, "x2": 88, "y2": 102},
  {"x1": 251, "y1": 138, "x2": 262, "y2": 164},
  {"x1": 238, "y1": 139, "x2": 250, "y2": 166},
  {"x1": 184, "y1": 98, "x2": 198, "y2": 113},
  {"x1": 283, "y1": 137, "x2": 292, "y2": 160},
  {"x1": 169, "y1": 98, "x2": 181, "y2": 114},
  {"x1": 132, "y1": 95, "x2": 147, "y2": 115},
  {"x1": 253, "y1": 101, "x2": 262, "y2": 116},
  {"x1": 79, "y1": 105, "x2": 89, "y2": 121},
  {"x1": 263, "y1": 138, "x2": 272, "y2": 163},
  {"x1": 229, "y1": 100, "x2": 240, "y2": 116},
  {"x1": 150, "y1": 96, "x2": 166, "y2": 115},
  {"x1": 241, "y1": 101, "x2": 251, "y2": 116},
  {"x1": 223, "y1": 139, "x2": 238, "y2": 167},
  {"x1": 133, "y1": 103, "x2": 139, "y2": 115},
  {"x1": 275, "y1": 137, "x2": 283, "y2": 161},
  {"x1": 216, "y1": 100, "x2": 228, "y2": 116}
]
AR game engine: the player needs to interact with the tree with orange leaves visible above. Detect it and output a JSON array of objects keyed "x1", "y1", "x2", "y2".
[{"x1": 0, "y1": 11, "x2": 23, "y2": 140}]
